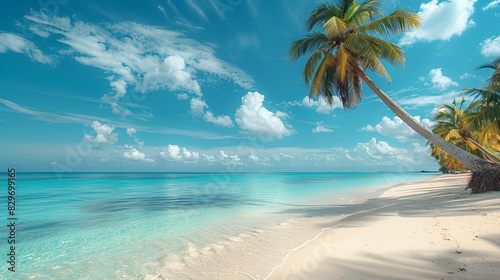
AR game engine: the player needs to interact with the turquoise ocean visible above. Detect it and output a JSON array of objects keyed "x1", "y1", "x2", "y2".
[{"x1": 0, "y1": 172, "x2": 435, "y2": 279}]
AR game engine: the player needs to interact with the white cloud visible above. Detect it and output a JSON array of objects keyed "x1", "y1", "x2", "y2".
[
  {"x1": 460, "y1": 72, "x2": 476, "y2": 79},
  {"x1": 190, "y1": 98, "x2": 208, "y2": 116},
  {"x1": 123, "y1": 146, "x2": 154, "y2": 162},
  {"x1": 301, "y1": 96, "x2": 343, "y2": 114},
  {"x1": 360, "y1": 116, "x2": 435, "y2": 142},
  {"x1": 332, "y1": 138, "x2": 433, "y2": 167},
  {"x1": 272, "y1": 152, "x2": 295, "y2": 161},
  {"x1": 107, "y1": 79, "x2": 127, "y2": 100},
  {"x1": 0, "y1": 97, "x2": 226, "y2": 139},
  {"x1": 219, "y1": 150, "x2": 229, "y2": 159},
  {"x1": 0, "y1": 32, "x2": 53, "y2": 64},
  {"x1": 397, "y1": 90, "x2": 467, "y2": 107},
  {"x1": 126, "y1": 127, "x2": 144, "y2": 147},
  {"x1": 133, "y1": 143, "x2": 435, "y2": 169},
  {"x1": 400, "y1": 0, "x2": 477, "y2": 46},
  {"x1": 480, "y1": 36, "x2": 500, "y2": 57},
  {"x1": 202, "y1": 154, "x2": 215, "y2": 162},
  {"x1": 176, "y1": 93, "x2": 189, "y2": 100},
  {"x1": 160, "y1": 145, "x2": 199, "y2": 162},
  {"x1": 190, "y1": 97, "x2": 233, "y2": 127},
  {"x1": 483, "y1": 0, "x2": 500, "y2": 10},
  {"x1": 203, "y1": 111, "x2": 233, "y2": 127},
  {"x1": 22, "y1": 11, "x2": 254, "y2": 115},
  {"x1": 110, "y1": 102, "x2": 132, "y2": 116},
  {"x1": 283, "y1": 96, "x2": 342, "y2": 115},
  {"x1": 249, "y1": 154, "x2": 259, "y2": 161},
  {"x1": 126, "y1": 128, "x2": 137, "y2": 136},
  {"x1": 428, "y1": 68, "x2": 458, "y2": 89},
  {"x1": 275, "y1": 110, "x2": 288, "y2": 118},
  {"x1": 226, "y1": 155, "x2": 242, "y2": 166},
  {"x1": 312, "y1": 122, "x2": 334, "y2": 133},
  {"x1": 83, "y1": 121, "x2": 118, "y2": 144},
  {"x1": 235, "y1": 91, "x2": 294, "y2": 139}
]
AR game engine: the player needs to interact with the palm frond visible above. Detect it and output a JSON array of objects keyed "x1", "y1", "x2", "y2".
[
  {"x1": 303, "y1": 47, "x2": 327, "y2": 84},
  {"x1": 324, "y1": 16, "x2": 347, "y2": 38},
  {"x1": 358, "y1": 35, "x2": 405, "y2": 67},
  {"x1": 289, "y1": 32, "x2": 330, "y2": 61},
  {"x1": 306, "y1": 3, "x2": 340, "y2": 31},
  {"x1": 357, "y1": 8, "x2": 421, "y2": 37}
]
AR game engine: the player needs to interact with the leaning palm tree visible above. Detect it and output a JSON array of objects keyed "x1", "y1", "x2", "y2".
[{"x1": 290, "y1": 0, "x2": 497, "y2": 176}]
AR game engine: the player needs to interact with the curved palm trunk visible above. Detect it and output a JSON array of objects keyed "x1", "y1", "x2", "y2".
[
  {"x1": 356, "y1": 69, "x2": 495, "y2": 172},
  {"x1": 465, "y1": 137, "x2": 500, "y2": 165}
]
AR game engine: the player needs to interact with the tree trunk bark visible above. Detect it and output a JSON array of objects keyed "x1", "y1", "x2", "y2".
[
  {"x1": 465, "y1": 137, "x2": 500, "y2": 165},
  {"x1": 355, "y1": 69, "x2": 495, "y2": 172}
]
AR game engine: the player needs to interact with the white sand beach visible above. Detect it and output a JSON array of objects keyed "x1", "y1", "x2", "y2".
[
  {"x1": 143, "y1": 174, "x2": 500, "y2": 280},
  {"x1": 267, "y1": 174, "x2": 500, "y2": 280}
]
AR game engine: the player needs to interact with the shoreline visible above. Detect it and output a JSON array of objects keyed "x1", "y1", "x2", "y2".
[
  {"x1": 143, "y1": 174, "x2": 443, "y2": 279},
  {"x1": 267, "y1": 173, "x2": 500, "y2": 280}
]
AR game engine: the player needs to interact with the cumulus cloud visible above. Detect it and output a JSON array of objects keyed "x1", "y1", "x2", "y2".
[
  {"x1": 176, "y1": 93, "x2": 189, "y2": 100},
  {"x1": 235, "y1": 91, "x2": 294, "y2": 139},
  {"x1": 428, "y1": 68, "x2": 458, "y2": 89},
  {"x1": 203, "y1": 111, "x2": 233, "y2": 127},
  {"x1": 272, "y1": 152, "x2": 295, "y2": 161},
  {"x1": 202, "y1": 154, "x2": 215, "y2": 162},
  {"x1": 282, "y1": 96, "x2": 342, "y2": 115},
  {"x1": 123, "y1": 145, "x2": 154, "y2": 162},
  {"x1": 480, "y1": 36, "x2": 500, "y2": 57},
  {"x1": 83, "y1": 121, "x2": 118, "y2": 144},
  {"x1": 126, "y1": 128, "x2": 137, "y2": 136},
  {"x1": 20, "y1": 11, "x2": 254, "y2": 115},
  {"x1": 0, "y1": 32, "x2": 53, "y2": 64},
  {"x1": 190, "y1": 97, "x2": 233, "y2": 127},
  {"x1": 400, "y1": 0, "x2": 477, "y2": 46},
  {"x1": 226, "y1": 155, "x2": 242, "y2": 166},
  {"x1": 301, "y1": 96, "x2": 343, "y2": 114},
  {"x1": 312, "y1": 122, "x2": 334, "y2": 133},
  {"x1": 338, "y1": 138, "x2": 431, "y2": 166},
  {"x1": 126, "y1": 127, "x2": 144, "y2": 147},
  {"x1": 360, "y1": 116, "x2": 435, "y2": 142},
  {"x1": 160, "y1": 145, "x2": 199, "y2": 162},
  {"x1": 219, "y1": 150, "x2": 229, "y2": 159},
  {"x1": 104, "y1": 79, "x2": 127, "y2": 101},
  {"x1": 190, "y1": 98, "x2": 208, "y2": 116},
  {"x1": 483, "y1": 0, "x2": 500, "y2": 10},
  {"x1": 249, "y1": 154, "x2": 259, "y2": 161},
  {"x1": 147, "y1": 143, "x2": 434, "y2": 169}
]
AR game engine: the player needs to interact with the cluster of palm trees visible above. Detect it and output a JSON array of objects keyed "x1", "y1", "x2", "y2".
[
  {"x1": 290, "y1": 0, "x2": 499, "y2": 193},
  {"x1": 431, "y1": 59, "x2": 500, "y2": 173}
]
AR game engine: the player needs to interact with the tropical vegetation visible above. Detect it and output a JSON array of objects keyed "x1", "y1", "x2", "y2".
[
  {"x1": 431, "y1": 58, "x2": 500, "y2": 192},
  {"x1": 430, "y1": 97, "x2": 499, "y2": 173},
  {"x1": 289, "y1": 0, "x2": 499, "y2": 193}
]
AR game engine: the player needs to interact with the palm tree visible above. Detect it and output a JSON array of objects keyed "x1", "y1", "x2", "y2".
[
  {"x1": 430, "y1": 97, "x2": 499, "y2": 171},
  {"x1": 464, "y1": 57, "x2": 500, "y2": 157},
  {"x1": 477, "y1": 57, "x2": 500, "y2": 90},
  {"x1": 431, "y1": 98, "x2": 474, "y2": 172},
  {"x1": 290, "y1": 0, "x2": 496, "y2": 173}
]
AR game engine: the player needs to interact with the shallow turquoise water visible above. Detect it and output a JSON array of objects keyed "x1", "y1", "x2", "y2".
[{"x1": 0, "y1": 172, "x2": 434, "y2": 279}]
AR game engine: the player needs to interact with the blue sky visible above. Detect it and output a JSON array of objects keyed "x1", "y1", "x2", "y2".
[{"x1": 1, "y1": 0, "x2": 499, "y2": 173}]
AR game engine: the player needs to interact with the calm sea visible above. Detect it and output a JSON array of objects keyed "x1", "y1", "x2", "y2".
[{"x1": 0, "y1": 172, "x2": 435, "y2": 279}]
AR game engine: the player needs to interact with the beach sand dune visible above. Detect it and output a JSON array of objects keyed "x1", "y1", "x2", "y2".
[{"x1": 268, "y1": 174, "x2": 500, "y2": 280}]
